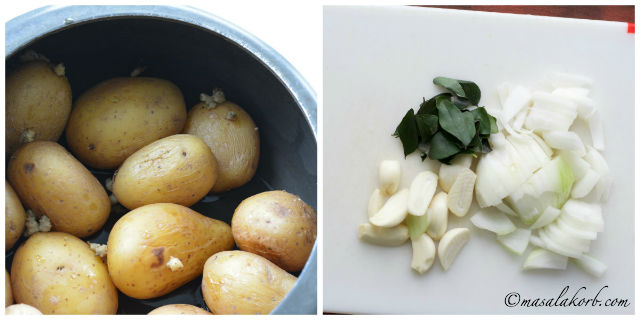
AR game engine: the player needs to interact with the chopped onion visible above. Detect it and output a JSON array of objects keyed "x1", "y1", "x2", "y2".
[
  {"x1": 555, "y1": 216, "x2": 598, "y2": 240},
  {"x1": 523, "y1": 248, "x2": 568, "y2": 270},
  {"x1": 561, "y1": 200, "x2": 604, "y2": 232},
  {"x1": 511, "y1": 108, "x2": 528, "y2": 130},
  {"x1": 552, "y1": 87, "x2": 596, "y2": 120},
  {"x1": 524, "y1": 92, "x2": 578, "y2": 132},
  {"x1": 559, "y1": 150, "x2": 590, "y2": 180},
  {"x1": 475, "y1": 137, "x2": 544, "y2": 208},
  {"x1": 538, "y1": 228, "x2": 582, "y2": 258},
  {"x1": 529, "y1": 234, "x2": 546, "y2": 249},
  {"x1": 583, "y1": 147, "x2": 611, "y2": 202},
  {"x1": 543, "y1": 223, "x2": 590, "y2": 253},
  {"x1": 542, "y1": 131, "x2": 585, "y2": 156},
  {"x1": 506, "y1": 156, "x2": 574, "y2": 225},
  {"x1": 497, "y1": 228, "x2": 531, "y2": 255},
  {"x1": 530, "y1": 206, "x2": 562, "y2": 229},
  {"x1": 495, "y1": 201, "x2": 517, "y2": 217},
  {"x1": 488, "y1": 131, "x2": 507, "y2": 148},
  {"x1": 572, "y1": 254, "x2": 607, "y2": 278},
  {"x1": 470, "y1": 208, "x2": 517, "y2": 236},
  {"x1": 571, "y1": 169, "x2": 600, "y2": 199},
  {"x1": 502, "y1": 85, "x2": 532, "y2": 124}
]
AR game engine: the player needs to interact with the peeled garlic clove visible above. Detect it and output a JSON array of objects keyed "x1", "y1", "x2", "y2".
[
  {"x1": 447, "y1": 168, "x2": 476, "y2": 217},
  {"x1": 367, "y1": 188, "x2": 386, "y2": 218},
  {"x1": 411, "y1": 233, "x2": 436, "y2": 274},
  {"x1": 357, "y1": 223, "x2": 408, "y2": 246},
  {"x1": 369, "y1": 189, "x2": 409, "y2": 228},
  {"x1": 426, "y1": 192, "x2": 448, "y2": 240},
  {"x1": 438, "y1": 228, "x2": 470, "y2": 271},
  {"x1": 379, "y1": 160, "x2": 401, "y2": 195},
  {"x1": 438, "y1": 154, "x2": 472, "y2": 192},
  {"x1": 407, "y1": 171, "x2": 438, "y2": 216}
]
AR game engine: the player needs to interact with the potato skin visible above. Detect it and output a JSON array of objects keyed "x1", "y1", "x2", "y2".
[
  {"x1": 107, "y1": 203, "x2": 234, "y2": 299},
  {"x1": 5, "y1": 270, "x2": 13, "y2": 307},
  {"x1": 232, "y1": 190, "x2": 317, "y2": 272},
  {"x1": 7, "y1": 141, "x2": 110, "y2": 238},
  {"x1": 66, "y1": 77, "x2": 187, "y2": 169},
  {"x1": 148, "y1": 304, "x2": 212, "y2": 315},
  {"x1": 5, "y1": 181, "x2": 26, "y2": 250},
  {"x1": 183, "y1": 101, "x2": 259, "y2": 192},
  {"x1": 113, "y1": 134, "x2": 217, "y2": 209},
  {"x1": 202, "y1": 251, "x2": 296, "y2": 314},
  {"x1": 10, "y1": 232, "x2": 118, "y2": 314},
  {"x1": 6, "y1": 60, "x2": 72, "y2": 156}
]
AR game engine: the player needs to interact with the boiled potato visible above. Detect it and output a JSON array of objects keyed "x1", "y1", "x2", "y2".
[
  {"x1": 10, "y1": 232, "x2": 118, "y2": 314},
  {"x1": 148, "y1": 304, "x2": 212, "y2": 315},
  {"x1": 6, "y1": 60, "x2": 72, "y2": 156},
  {"x1": 232, "y1": 190, "x2": 317, "y2": 272},
  {"x1": 107, "y1": 203, "x2": 234, "y2": 299},
  {"x1": 202, "y1": 251, "x2": 296, "y2": 314},
  {"x1": 5, "y1": 181, "x2": 25, "y2": 250},
  {"x1": 112, "y1": 134, "x2": 217, "y2": 209},
  {"x1": 183, "y1": 91, "x2": 259, "y2": 192},
  {"x1": 5, "y1": 270, "x2": 13, "y2": 307},
  {"x1": 7, "y1": 141, "x2": 110, "y2": 238},
  {"x1": 65, "y1": 77, "x2": 187, "y2": 169},
  {"x1": 5, "y1": 304, "x2": 42, "y2": 315}
]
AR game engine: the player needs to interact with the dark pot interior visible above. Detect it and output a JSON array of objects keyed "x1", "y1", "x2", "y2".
[{"x1": 5, "y1": 16, "x2": 316, "y2": 314}]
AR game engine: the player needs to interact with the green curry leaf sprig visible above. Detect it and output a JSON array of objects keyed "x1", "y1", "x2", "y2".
[{"x1": 393, "y1": 77, "x2": 498, "y2": 164}]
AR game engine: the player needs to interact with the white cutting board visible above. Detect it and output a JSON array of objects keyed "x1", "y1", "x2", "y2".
[{"x1": 323, "y1": 6, "x2": 634, "y2": 314}]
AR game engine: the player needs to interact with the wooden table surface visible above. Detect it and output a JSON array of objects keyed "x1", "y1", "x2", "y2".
[{"x1": 425, "y1": 5, "x2": 634, "y2": 23}]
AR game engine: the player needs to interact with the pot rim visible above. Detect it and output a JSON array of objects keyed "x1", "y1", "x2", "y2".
[{"x1": 6, "y1": 5, "x2": 317, "y2": 315}]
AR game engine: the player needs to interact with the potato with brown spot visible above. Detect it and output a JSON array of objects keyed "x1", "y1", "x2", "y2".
[
  {"x1": 65, "y1": 77, "x2": 187, "y2": 169},
  {"x1": 10, "y1": 232, "x2": 118, "y2": 314},
  {"x1": 7, "y1": 141, "x2": 110, "y2": 238},
  {"x1": 107, "y1": 203, "x2": 234, "y2": 299},
  {"x1": 112, "y1": 134, "x2": 217, "y2": 209},
  {"x1": 148, "y1": 304, "x2": 212, "y2": 315},
  {"x1": 183, "y1": 91, "x2": 259, "y2": 192},
  {"x1": 232, "y1": 190, "x2": 316, "y2": 272},
  {"x1": 5, "y1": 181, "x2": 26, "y2": 250},
  {"x1": 201, "y1": 250, "x2": 296, "y2": 314},
  {"x1": 6, "y1": 60, "x2": 72, "y2": 156}
]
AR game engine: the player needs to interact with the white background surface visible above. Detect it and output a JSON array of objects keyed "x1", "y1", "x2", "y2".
[
  {"x1": 1, "y1": 1, "x2": 321, "y2": 94},
  {"x1": 324, "y1": 6, "x2": 634, "y2": 314}
]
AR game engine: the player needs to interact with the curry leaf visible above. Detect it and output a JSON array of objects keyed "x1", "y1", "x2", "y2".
[
  {"x1": 437, "y1": 99, "x2": 476, "y2": 147},
  {"x1": 415, "y1": 114, "x2": 439, "y2": 142},
  {"x1": 429, "y1": 132, "x2": 461, "y2": 161},
  {"x1": 471, "y1": 107, "x2": 492, "y2": 136},
  {"x1": 394, "y1": 109, "x2": 419, "y2": 157},
  {"x1": 459, "y1": 80, "x2": 481, "y2": 105},
  {"x1": 433, "y1": 77, "x2": 481, "y2": 105},
  {"x1": 489, "y1": 114, "x2": 499, "y2": 134},
  {"x1": 393, "y1": 76, "x2": 496, "y2": 164},
  {"x1": 417, "y1": 93, "x2": 450, "y2": 116}
]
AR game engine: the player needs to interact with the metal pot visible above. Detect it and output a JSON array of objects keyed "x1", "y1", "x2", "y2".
[{"x1": 5, "y1": 5, "x2": 317, "y2": 315}]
